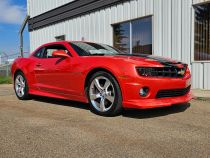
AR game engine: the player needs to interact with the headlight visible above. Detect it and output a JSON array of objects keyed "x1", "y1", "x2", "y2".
[{"x1": 136, "y1": 67, "x2": 156, "y2": 77}]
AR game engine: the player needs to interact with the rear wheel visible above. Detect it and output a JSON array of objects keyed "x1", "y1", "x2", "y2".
[
  {"x1": 14, "y1": 72, "x2": 30, "y2": 100},
  {"x1": 87, "y1": 71, "x2": 122, "y2": 116}
]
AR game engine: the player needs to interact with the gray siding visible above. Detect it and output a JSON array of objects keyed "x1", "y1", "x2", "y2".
[
  {"x1": 27, "y1": 0, "x2": 75, "y2": 17},
  {"x1": 29, "y1": 0, "x2": 154, "y2": 51},
  {"x1": 28, "y1": 0, "x2": 210, "y2": 90}
]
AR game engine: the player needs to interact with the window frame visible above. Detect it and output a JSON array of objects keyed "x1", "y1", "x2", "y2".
[
  {"x1": 43, "y1": 44, "x2": 72, "y2": 59},
  {"x1": 192, "y1": 2, "x2": 210, "y2": 63},
  {"x1": 33, "y1": 44, "x2": 72, "y2": 59},
  {"x1": 112, "y1": 15, "x2": 153, "y2": 55}
]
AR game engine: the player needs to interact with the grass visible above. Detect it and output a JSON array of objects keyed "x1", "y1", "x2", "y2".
[{"x1": 0, "y1": 76, "x2": 12, "y2": 84}]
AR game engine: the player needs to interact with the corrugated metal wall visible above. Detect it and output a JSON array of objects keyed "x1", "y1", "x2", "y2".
[
  {"x1": 27, "y1": 0, "x2": 75, "y2": 17},
  {"x1": 29, "y1": 0, "x2": 154, "y2": 51},
  {"x1": 28, "y1": 0, "x2": 210, "y2": 90}
]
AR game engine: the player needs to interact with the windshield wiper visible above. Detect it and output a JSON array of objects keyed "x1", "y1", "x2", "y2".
[{"x1": 89, "y1": 53, "x2": 105, "y2": 56}]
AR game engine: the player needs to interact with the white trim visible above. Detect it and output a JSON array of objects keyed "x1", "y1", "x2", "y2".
[
  {"x1": 152, "y1": 15, "x2": 154, "y2": 55},
  {"x1": 111, "y1": 15, "x2": 153, "y2": 26},
  {"x1": 192, "y1": 61, "x2": 210, "y2": 63},
  {"x1": 191, "y1": 5, "x2": 195, "y2": 63},
  {"x1": 129, "y1": 21, "x2": 132, "y2": 54}
]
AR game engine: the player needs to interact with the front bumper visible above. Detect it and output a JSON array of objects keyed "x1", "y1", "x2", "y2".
[
  {"x1": 121, "y1": 75, "x2": 193, "y2": 109},
  {"x1": 123, "y1": 92, "x2": 192, "y2": 109}
]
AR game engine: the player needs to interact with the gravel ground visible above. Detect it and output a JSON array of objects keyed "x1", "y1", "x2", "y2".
[{"x1": 0, "y1": 84, "x2": 210, "y2": 158}]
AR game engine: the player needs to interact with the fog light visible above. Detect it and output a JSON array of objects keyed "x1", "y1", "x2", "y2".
[{"x1": 140, "y1": 87, "x2": 149, "y2": 97}]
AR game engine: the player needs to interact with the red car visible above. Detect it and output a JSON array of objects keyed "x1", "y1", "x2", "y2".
[{"x1": 12, "y1": 41, "x2": 192, "y2": 116}]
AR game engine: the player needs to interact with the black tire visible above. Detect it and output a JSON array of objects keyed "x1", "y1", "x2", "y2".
[
  {"x1": 87, "y1": 71, "x2": 122, "y2": 116},
  {"x1": 14, "y1": 71, "x2": 30, "y2": 100}
]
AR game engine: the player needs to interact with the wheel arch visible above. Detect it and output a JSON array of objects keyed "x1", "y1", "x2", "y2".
[
  {"x1": 84, "y1": 68, "x2": 123, "y2": 99},
  {"x1": 14, "y1": 69, "x2": 24, "y2": 78}
]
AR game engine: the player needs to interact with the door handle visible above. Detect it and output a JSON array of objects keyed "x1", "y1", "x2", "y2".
[{"x1": 36, "y1": 63, "x2": 42, "y2": 67}]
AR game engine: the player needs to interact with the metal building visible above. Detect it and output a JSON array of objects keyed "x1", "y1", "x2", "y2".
[{"x1": 27, "y1": 0, "x2": 210, "y2": 90}]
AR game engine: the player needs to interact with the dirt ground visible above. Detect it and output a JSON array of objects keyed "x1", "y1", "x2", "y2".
[{"x1": 0, "y1": 84, "x2": 209, "y2": 158}]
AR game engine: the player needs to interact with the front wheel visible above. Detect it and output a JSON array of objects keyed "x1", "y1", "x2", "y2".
[
  {"x1": 87, "y1": 71, "x2": 122, "y2": 116},
  {"x1": 14, "y1": 71, "x2": 30, "y2": 100}
]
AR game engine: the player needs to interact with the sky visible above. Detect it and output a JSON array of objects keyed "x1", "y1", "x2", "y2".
[{"x1": 0, "y1": 0, "x2": 29, "y2": 56}]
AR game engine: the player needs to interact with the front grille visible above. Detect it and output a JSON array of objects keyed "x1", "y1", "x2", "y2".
[
  {"x1": 136, "y1": 66, "x2": 187, "y2": 78},
  {"x1": 156, "y1": 86, "x2": 191, "y2": 99}
]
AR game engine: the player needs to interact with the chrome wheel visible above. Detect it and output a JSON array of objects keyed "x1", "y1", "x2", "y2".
[
  {"x1": 15, "y1": 75, "x2": 25, "y2": 97},
  {"x1": 89, "y1": 76, "x2": 115, "y2": 112}
]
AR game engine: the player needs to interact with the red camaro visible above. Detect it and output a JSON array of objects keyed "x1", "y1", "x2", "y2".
[{"x1": 12, "y1": 41, "x2": 192, "y2": 116}]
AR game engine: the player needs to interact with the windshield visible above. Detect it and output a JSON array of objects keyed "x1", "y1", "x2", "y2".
[{"x1": 70, "y1": 42, "x2": 125, "y2": 56}]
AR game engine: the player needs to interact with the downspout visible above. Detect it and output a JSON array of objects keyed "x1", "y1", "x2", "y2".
[{"x1": 19, "y1": 15, "x2": 30, "y2": 57}]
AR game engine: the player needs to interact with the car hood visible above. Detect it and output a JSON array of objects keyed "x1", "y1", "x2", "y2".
[{"x1": 105, "y1": 54, "x2": 185, "y2": 67}]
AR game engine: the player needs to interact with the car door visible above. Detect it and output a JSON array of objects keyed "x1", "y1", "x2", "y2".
[{"x1": 34, "y1": 44, "x2": 75, "y2": 96}]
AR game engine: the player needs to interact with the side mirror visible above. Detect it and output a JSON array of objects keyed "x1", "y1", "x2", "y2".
[{"x1": 52, "y1": 50, "x2": 69, "y2": 58}]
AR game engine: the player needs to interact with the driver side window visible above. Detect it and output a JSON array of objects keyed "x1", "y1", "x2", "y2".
[
  {"x1": 43, "y1": 45, "x2": 70, "y2": 58},
  {"x1": 45, "y1": 48, "x2": 57, "y2": 58}
]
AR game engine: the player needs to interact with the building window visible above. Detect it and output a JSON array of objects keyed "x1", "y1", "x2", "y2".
[
  {"x1": 55, "y1": 35, "x2": 65, "y2": 41},
  {"x1": 132, "y1": 17, "x2": 152, "y2": 55},
  {"x1": 113, "y1": 16, "x2": 152, "y2": 54},
  {"x1": 194, "y1": 4, "x2": 210, "y2": 61},
  {"x1": 113, "y1": 22, "x2": 130, "y2": 54}
]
